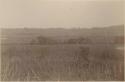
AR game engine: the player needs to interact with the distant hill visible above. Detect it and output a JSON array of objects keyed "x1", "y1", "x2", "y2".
[{"x1": 1, "y1": 25, "x2": 124, "y2": 44}]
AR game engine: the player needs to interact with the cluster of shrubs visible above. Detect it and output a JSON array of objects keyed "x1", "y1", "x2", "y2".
[
  {"x1": 30, "y1": 35, "x2": 124, "y2": 45},
  {"x1": 30, "y1": 36, "x2": 92, "y2": 45}
]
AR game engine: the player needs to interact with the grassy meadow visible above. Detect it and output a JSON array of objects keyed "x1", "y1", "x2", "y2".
[{"x1": 1, "y1": 25, "x2": 124, "y2": 81}]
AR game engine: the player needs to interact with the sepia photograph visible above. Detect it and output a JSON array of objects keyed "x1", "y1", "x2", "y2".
[{"x1": 0, "y1": 0, "x2": 124, "y2": 81}]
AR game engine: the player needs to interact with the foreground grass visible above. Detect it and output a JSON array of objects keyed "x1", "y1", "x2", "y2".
[{"x1": 1, "y1": 44, "x2": 124, "y2": 81}]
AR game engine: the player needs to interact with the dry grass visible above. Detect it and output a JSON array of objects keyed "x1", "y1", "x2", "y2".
[{"x1": 1, "y1": 44, "x2": 124, "y2": 81}]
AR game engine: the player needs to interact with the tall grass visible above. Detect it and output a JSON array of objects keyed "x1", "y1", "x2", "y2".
[{"x1": 1, "y1": 44, "x2": 124, "y2": 81}]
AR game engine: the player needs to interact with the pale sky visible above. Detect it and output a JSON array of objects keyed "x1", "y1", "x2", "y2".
[{"x1": 0, "y1": 0, "x2": 124, "y2": 28}]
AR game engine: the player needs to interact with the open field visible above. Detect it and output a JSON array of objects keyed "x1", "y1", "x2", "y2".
[
  {"x1": 1, "y1": 44, "x2": 124, "y2": 81},
  {"x1": 1, "y1": 25, "x2": 124, "y2": 81}
]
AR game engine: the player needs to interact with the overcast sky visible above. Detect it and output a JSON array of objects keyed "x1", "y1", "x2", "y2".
[{"x1": 0, "y1": 0, "x2": 124, "y2": 28}]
